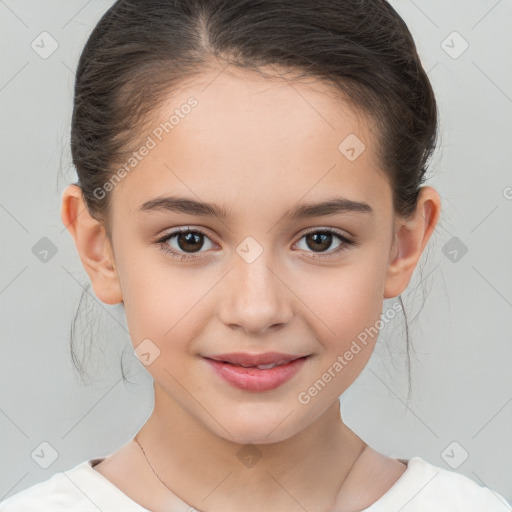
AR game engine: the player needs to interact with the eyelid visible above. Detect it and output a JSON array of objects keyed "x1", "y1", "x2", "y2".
[
  {"x1": 298, "y1": 226, "x2": 352, "y2": 239},
  {"x1": 156, "y1": 225, "x2": 215, "y2": 242}
]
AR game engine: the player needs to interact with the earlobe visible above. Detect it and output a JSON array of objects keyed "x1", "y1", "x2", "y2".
[
  {"x1": 60, "y1": 184, "x2": 123, "y2": 305},
  {"x1": 384, "y1": 186, "x2": 441, "y2": 299}
]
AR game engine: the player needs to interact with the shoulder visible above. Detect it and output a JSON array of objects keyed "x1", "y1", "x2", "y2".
[
  {"x1": 0, "y1": 461, "x2": 92, "y2": 511},
  {"x1": 363, "y1": 456, "x2": 512, "y2": 512},
  {"x1": 0, "y1": 459, "x2": 150, "y2": 512}
]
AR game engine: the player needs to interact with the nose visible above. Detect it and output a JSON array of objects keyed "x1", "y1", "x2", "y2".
[{"x1": 217, "y1": 250, "x2": 293, "y2": 335}]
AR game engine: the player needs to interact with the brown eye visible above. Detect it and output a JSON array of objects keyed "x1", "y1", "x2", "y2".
[
  {"x1": 156, "y1": 227, "x2": 216, "y2": 261},
  {"x1": 305, "y1": 232, "x2": 334, "y2": 252},
  {"x1": 295, "y1": 228, "x2": 355, "y2": 258},
  {"x1": 175, "y1": 231, "x2": 204, "y2": 253}
]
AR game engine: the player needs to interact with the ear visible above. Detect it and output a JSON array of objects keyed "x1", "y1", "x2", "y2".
[
  {"x1": 384, "y1": 186, "x2": 441, "y2": 298},
  {"x1": 60, "y1": 184, "x2": 123, "y2": 305}
]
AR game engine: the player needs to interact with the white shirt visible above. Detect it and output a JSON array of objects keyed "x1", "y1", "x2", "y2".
[{"x1": 0, "y1": 456, "x2": 510, "y2": 511}]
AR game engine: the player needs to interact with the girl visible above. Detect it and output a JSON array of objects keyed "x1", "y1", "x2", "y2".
[{"x1": 1, "y1": 0, "x2": 510, "y2": 511}]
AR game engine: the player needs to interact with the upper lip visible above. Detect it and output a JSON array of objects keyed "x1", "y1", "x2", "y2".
[{"x1": 204, "y1": 352, "x2": 308, "y2": 367}]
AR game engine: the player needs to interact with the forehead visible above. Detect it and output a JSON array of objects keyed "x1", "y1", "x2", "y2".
[{"x1": 110, "y1": 64, "x2": 392, "y2": 221}]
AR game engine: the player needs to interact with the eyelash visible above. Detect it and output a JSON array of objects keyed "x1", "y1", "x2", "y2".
[{"x1": 155, "y1": 227, "x2": 356, "y2": 262}]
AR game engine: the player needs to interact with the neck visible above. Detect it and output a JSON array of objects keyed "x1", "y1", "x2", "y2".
[{"x1": 135, "y1": 383, "x2": 366, "y2": 512}]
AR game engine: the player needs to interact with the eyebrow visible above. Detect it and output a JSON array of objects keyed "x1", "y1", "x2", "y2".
[{"x1": 139, "y1": 195, "x2": 373, "y2": 220}]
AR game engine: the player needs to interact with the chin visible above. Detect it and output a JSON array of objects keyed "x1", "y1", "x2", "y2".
[
  {"x1": 212, "y1": 411, "x2": 303, "y2": 446},
  {"x1": 223, "y1": 429, "x2": 292, "y2": 446}
]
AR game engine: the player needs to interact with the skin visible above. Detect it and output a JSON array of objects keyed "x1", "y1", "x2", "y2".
[{"x1": 61, "y1": 63, "x2": 441, "y2": 512}]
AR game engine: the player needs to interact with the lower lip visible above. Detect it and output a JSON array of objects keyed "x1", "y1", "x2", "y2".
[{"x1": 204, "y1": 356, "x2": 309, "y2": 392}]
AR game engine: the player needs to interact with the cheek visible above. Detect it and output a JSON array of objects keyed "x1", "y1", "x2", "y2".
[
  {"x1": 118, "y1": 256, "x2": 210, "y2": 357},
  {"x1": 293, "y1": 259, "x2": 386, "y2": 349},
  {"x1": 293, "y1": 267, "x2": 385, "y2": 400}
]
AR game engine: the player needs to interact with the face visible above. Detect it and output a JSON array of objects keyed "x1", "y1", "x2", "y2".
[{"x1": 106, "y1": 65, "x2": 399, "y2": 444}]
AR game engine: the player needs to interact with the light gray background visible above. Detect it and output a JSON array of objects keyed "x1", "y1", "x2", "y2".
[{"x1": 1, "y1": 0, "x2": 511, "y2": 505}]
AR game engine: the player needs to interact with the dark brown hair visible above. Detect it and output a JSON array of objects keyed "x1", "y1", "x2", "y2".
[{"x1": 68, "y1": 0, "x2": 439, "y2": 399}]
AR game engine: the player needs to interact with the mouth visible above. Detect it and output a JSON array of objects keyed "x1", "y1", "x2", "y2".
[
  {"x1": 221, "y1": 358, "x2": 300, "y2": 370},
  {"x1": 203, "y1": 353, "x2": 311, "y2": 392},
  {"x1": 210, "y1": 357, "x2": 307, "y2": 370},
  {"x1": 205, "y1": 351, "x2": 310, "y2": 368}
]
